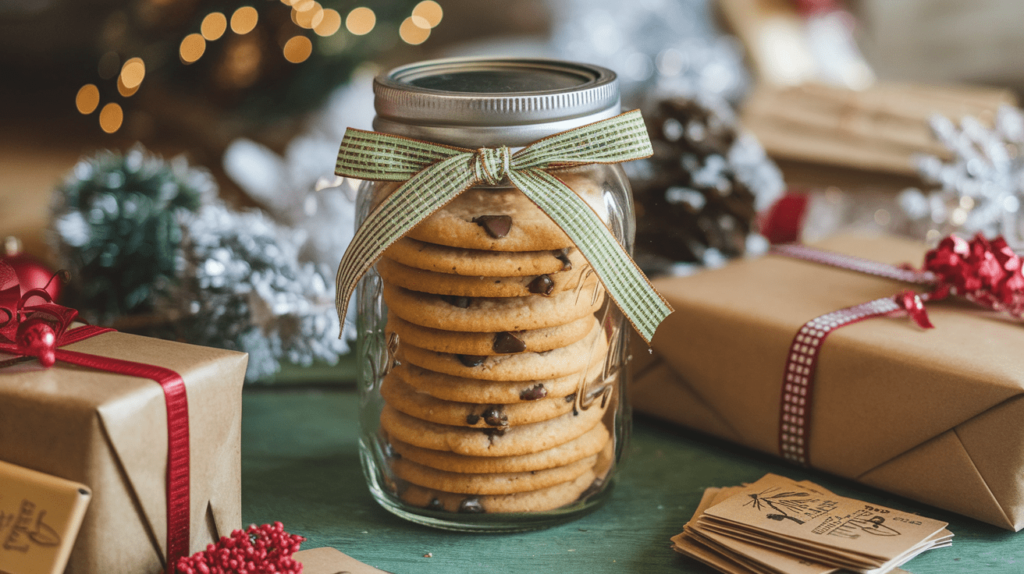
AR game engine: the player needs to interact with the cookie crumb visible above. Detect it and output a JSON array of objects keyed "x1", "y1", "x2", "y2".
[{"x1": 424, "y1": 552, "x2": 433, "y2": 558}]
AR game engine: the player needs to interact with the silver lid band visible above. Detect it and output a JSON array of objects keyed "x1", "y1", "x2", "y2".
[{"x1": 371, "y1": 57, "x2": 621, "y2": 148}]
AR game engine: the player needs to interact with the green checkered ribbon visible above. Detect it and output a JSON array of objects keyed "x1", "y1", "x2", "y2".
[{"x1": 334, "y1": 109, "x2": 673, "y2": 343}]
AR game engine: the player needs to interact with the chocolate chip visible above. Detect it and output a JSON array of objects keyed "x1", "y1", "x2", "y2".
[
  {"x1": 565, "y1": 393, "x2": 576, "y2": 403},
  {"x1": 482, "y1": 427, "x2": 506, "y2": 438},
  {"x1": 472, "y1": 215, "x2": 512, "y2": 239},
  {"x1": 440, "y1": 295, "x2": 471, "y2": 308},
  {"x1": 554, "y1": 248, "x2": 573, "y2": 271},
  {"x1": 493, "y1": 331, "x2": 526, "y2": 354},
  {"x1": 528, "y1": 274, "x2": 555, "y2": 295},
  {"x1": 459, "y1": 498, "x2": 484, "y2": 513},
  {"x1": 466, "y1": 413, "x2": 481, "y2": 425},
  {"x1": 457, "y1": 355, "x2": 487, "y2": 367},
  {"x1": 519, "y1": 384, "x2": 547, "y2": 401},
  {"x1": 428, "y1": 498, "x2": 444, "y2": 511},
  {"x1": 482, "y1": 406, "x2": 507, "y2": 427}
]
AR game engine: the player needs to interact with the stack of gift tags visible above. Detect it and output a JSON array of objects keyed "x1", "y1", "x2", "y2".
[
  {"x1": 376, "y1": 174, "x2": 618, "y2": 513},
  {"x1": 672, "y1": 474, "x2": 952, "y2": 574}
]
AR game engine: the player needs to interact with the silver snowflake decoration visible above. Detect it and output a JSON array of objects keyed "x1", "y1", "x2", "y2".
[{"x1": 900, "y1": 105, "x2": 1024, "y2": 247}]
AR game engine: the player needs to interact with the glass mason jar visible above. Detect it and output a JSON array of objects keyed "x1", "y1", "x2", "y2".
[{"x1": 355, "y1": 58, "x2": 637, "y2": 532}]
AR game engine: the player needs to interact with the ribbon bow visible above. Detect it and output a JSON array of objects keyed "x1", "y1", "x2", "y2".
[
  {"x1": 0, "y1": 264, "x2": 83, "y2": 364},
  {"x1": 333, "y1": 109, "x2": 673, "y2": 343},
  {"x1": 924, "y1": 234, "x2": 1024, "y2": 317}
]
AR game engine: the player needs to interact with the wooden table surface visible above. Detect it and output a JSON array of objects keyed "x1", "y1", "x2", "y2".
[{"x1": 241, "y1": 388, "x2": 1023, "y2": 574}]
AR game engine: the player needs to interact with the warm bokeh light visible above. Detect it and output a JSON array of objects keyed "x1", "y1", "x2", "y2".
[
  {"x1": 294, "y1": 2, "x2": 324, "y2": 29},
  {"x1": 313, "y1": 8, "x2": 341, "y2": 36},
  {"x1": 76, "y1": 84, "x2": 100, "y2": 114},
  {"x1": 345, "y1": 7, "x2": 375, "y2": 35},
  {"x1": 231, "y1": 6, "x2": 258, "y2": 35},
  {"x1": 98, "y1": 51, "x2": 120, "y2": 80},
  {"x1": 120, "y1": 57, "x2": 145, "y2": 89},
  {"x1": 283, "y1": 36, "x2": 313, "y2": 63},
  {"x1": 412, "y1": 1, "x2": 443, "y2": 28},
  {"x1": 399, "y1": 16, "x2": 430, "y2": 45},
  {"x1": 180, "y1": 33, "x2": 207, "y2": 64},
  {"x1": 117, "y1": 75, "x2": 139, "y2": 97},
  {"x1": 201, "y1": 12, "x2": 227, "y2": 41},
  {"x1": 99, "y1": 103, "x2": 123, "y2": 133}
]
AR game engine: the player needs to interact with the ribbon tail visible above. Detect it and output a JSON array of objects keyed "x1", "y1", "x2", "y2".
[
  {"x1": 335, "y1": 154, "x2": 477, "y2": 332},
  {"x1": 895, "y1": 290, "x2": 934, "y2": 329},
  {"x1": 508, "y1": 169, "x2": 673, "y2": 344}
]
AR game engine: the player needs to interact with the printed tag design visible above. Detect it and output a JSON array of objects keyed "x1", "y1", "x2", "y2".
[{"x1": 0, "y1": 460, "x2": 91, "y2": 574}]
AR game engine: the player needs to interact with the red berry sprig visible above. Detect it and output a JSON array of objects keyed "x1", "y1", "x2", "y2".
[{"x1": 174, "y1": 522, "x2": 305, "y2": 574}]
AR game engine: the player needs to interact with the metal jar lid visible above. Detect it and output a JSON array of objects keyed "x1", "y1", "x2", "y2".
[{"x1": 372, "y1": 57, "x2": 620, "y2": 148}]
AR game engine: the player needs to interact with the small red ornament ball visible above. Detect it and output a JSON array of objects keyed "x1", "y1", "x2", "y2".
[
  {"x1": 17, "y1": 318, "x2": 57, "y2": 367},
  {"x1": 3, "y1": 237, "x2": 61, "y2": 301}
]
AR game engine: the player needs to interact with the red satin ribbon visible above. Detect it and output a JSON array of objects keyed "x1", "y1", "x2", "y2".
[
  {"x1": 771, "y1": 234, "x2": 1024, "y2": 466},
  {"x1": 0, "y1": 263, "x2": 190, "y2": 570}
]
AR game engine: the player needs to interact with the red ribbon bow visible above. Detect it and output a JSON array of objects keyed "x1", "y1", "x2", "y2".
[
  {"x1": 0, "y1": 262, "x2": 191, "y2": 571},
  {"x1": 924, "y1": 234, "x2": 1024, "y2": 317}
]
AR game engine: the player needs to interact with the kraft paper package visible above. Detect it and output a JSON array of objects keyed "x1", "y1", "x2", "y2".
[
  {"x1": 631, "y1": 233, "x2": 1024, "y2": 531},
  {"x1": 0, "y1": 330, "x2": 248, "y2": 573}
]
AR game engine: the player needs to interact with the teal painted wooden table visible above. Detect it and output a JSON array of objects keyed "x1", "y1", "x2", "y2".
[{"x1": 241, "y1": 389, "x2": 1022, "y2": 573}]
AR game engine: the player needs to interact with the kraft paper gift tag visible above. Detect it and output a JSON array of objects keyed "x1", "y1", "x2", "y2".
[
  {"x1": 294, "y1": 547, "x2": 393, "y2": 574},
  {"x1": 0, "y1": 460, "x2": 91, "y2": 574}
]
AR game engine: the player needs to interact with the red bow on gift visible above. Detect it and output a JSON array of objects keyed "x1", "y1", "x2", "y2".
[
  {"x1": 924, "y1": 234, "x2": 1024, "y2": 318},
  {"x1": 0, "y1": 263, "x2": 94, "y2": 365},
  {"x1": 0, "y1": 261, "x2": 192, "y2": 571}
]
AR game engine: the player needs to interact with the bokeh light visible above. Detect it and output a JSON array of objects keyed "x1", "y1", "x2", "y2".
[
  {"x1": 76, "y1": 84, "x2": 100, "y2": 114},
  {"x1": 412, "y1": 1, "x2": 443, "y2": 28},
  {"x1": 399, "y1": 16, "x2": 430, "y2": 45},
  {"x1": 201, "y1": 12, "x2": 227, "y2": 41},
  {"x1": 120, "y1": 57, "x2": 145, "y2": 89},
  {"x1": 117, "y1": 75, "x2": 139, "y2": 97},
  {"x1": 346, "y1": 7, "x2": 375, "y2": 35},
  {"x1": 283, "y1": 36, "x2": 313, "y2": 63},
  {"x1": 294, "y1": 2, "x2": 324, "y2": 29},
  {"x1": 180, "y1": 33, "x2": 207, "y2": 64},
  {"x1": 231, "y1": 6, "x2": 259, "y2": 35},
  {"x1": 313, "y1": 8, "x2": 341, "y2": 36},
  {"x1": 99, "y1": 103, "x2": 123, "y2": 133}
]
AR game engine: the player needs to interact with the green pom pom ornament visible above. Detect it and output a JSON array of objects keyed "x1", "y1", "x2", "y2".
[{"x1": 50, "y1": 145, "x2": 214, "y2": 323}]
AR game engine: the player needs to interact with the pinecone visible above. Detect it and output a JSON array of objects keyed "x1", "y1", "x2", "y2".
[{"x1": 628, "y1": 95, "x2": 783, "y2": 272}]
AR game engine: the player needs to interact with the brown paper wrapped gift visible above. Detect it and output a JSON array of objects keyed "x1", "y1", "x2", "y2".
[
  {"x1": 630, "y1": 233, "x2": 1024, "y2": 530},
  {"x1": 0, "y1": 330, "x2": 248, "y2": 573}
]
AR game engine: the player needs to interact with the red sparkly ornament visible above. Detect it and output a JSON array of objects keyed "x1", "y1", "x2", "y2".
[
  {"x1": 175, "y1": 522, "x2": 306, "y2": 574},
  {"x1": 3, "y1": 237, "x2": 61, "y2": 302},
  {"x1": 15, "y1": 316, "x2": 58, "y2": 367}
]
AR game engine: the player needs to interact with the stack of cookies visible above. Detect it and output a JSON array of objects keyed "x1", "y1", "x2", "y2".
[{"x1": 376, "y1": 178, "x2": 617, "y2": 514}]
